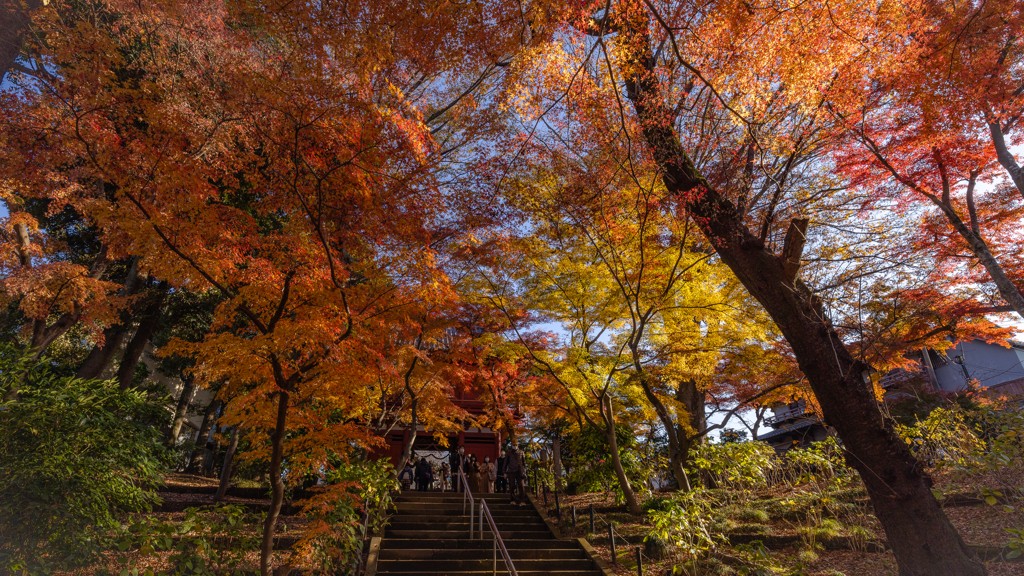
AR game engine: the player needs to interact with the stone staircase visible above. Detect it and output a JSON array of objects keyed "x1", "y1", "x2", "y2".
[{"x1": 371, "y1": 491, "x2": 606, "y2": 576}]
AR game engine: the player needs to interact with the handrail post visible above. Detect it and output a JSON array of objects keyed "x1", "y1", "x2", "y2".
[
  {"x1": 636, "y1": 546, "x2": 643, "y2": 576},
  {"x1": 609, "y1": 524, "x2": 616, "y2": 565}
]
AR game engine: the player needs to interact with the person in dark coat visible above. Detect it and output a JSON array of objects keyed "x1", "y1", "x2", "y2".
[
  {"x1": 505, "y1": 439, "x2": 527, "y2": 505},
  {"x1": 450, "y1": 445, "x2": 467, "y2": 492},
  {"x1": 415, "y1": 457, "x2": 432, "y2": 492},
  {"x1": 495, "y1": 449, "x2": 508, "y2": 493},
  {"x1": 398, "y1": 461, "x2": 414, "y2": 491},
  {"x1": 467, "y1": 454, "x2": 481, "y2": 493}
]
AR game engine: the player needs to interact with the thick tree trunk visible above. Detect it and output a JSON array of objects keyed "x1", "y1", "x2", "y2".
[
  {"x1": 260, "y1": 392, "x2": 289, "y2": 576},
  {"x1": 78, "y1": 259, "x2": 144, "y2": 380},
  {"x1": 0, "y1": 0, "x2": 41, "y2": 82},
  {"x1": 602, "y1": 398, "x2": 641, "y2": 515},
  {"x1": 167, "y1": 378, "x2": 196, "y2": 446},
  {"x1": 622, "y1": 29, "x2": 984, "y2": 576},
  {"x1": 672, "y1": 379, "x2": 707, "y2": 491},
  {"x1": 188, "y1": 399, "x2": 222, "y2": 473},
  {"x1": 117, "y1": 283, "x2": 168, "y2": 390},
  {"x1": 77, "y1": 326, "x2": 129, "y2": 380},
  {"x1": 215, "y1": 427, "x2": 241, "y2": 502}
]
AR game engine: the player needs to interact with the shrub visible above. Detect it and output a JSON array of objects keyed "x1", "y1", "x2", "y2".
[
  {"x1": 896, "y1": 407, "x2": 985, "y2": 468},
  {"x1": 649, "y1": 488, "x2": 725, "y2": 559},
  {"x1": 643, "y1": 533, "x2": 670, "y2": 560},
  {"x1": 687, "y1": 441, "x2": 777, "y2": 491},
  {"x1": 641, "y1": 496, "x2": 674, "y2": 513},
  {"x1": 0, "y1": 345, "x2": 167, "y2": 573}
]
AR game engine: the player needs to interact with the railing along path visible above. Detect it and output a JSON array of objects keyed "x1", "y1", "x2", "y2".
[
  {"x1": 533, "y1": 473, "x2": 652, "y2": 576},
  {"x1": 458, "y1": 467, "x2": 519, "y2": 576}
]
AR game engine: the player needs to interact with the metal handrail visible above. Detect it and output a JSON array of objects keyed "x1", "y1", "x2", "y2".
[
  {"x1": 458, "y1": 467, "x2": 475, "y2": 538},
  {"x1": 579, "y1": 501, "x2": 652, "y2": 574},
  {"x1": 478, "y1": 499, "x2": 519, "y2": 576}
]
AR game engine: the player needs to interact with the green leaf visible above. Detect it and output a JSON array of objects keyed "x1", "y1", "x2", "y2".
[
  {"x1": 985, "y1": 496, "x2": 997, "y2": 506},
  {"x1": 1007, "y1": 550, "x2": 1021, "y2": 559}
]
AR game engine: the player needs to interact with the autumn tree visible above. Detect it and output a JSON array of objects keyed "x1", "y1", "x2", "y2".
[
  {"x1": 1, "y1": 1, "x2": 551, "y2": 574},
  {"x1": 473, "y1": 156, "x2": 766, "y2": 508},
  {"x1": 836, "y1": 0, "x2": 1024, "y2": 320},
  {"x1": 499, "y1": 2, "x2": 995, "y2": 573}
]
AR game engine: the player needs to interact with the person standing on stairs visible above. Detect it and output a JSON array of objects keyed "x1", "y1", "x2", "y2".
[
  {"x1": 495, "y1": 449, "x2": 508, "y2": 493},
  {"x1": 482, "y1": 455, "x2": 496, "y2": 493},
  {"x1": 451, "y1": 445, "x2": 467, "y2": 492},
  {"x1": 415, "y1": 457, "x2": 432, "y2": 492},
  {"x1": 440, "y1": 462, "x2": 451, "y2": 491},
  {"x1": 506, "y1": 440, "x2": 527, "y2": 506},
  {"x1": 398, "y1": 460, "x2": 414, "y2": 491},
  {"x1": 467, "y1": 454, "x2": 481, "y2": 492}
]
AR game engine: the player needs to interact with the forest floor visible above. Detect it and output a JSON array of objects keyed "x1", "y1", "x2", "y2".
[
  {"x1": 533, "y1": 473, "x2": 1024, "y2": 576},
  {"x1": 67, "y1": 473, "x2": 294, "y2": 574}
]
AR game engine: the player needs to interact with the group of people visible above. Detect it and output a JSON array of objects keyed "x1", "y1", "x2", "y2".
[
  {"x1": 398, "y1": 457, "x2": 451, "y2": 492},
  {"x1": 451, "y1": 439, "x2": 528, "y2": 505},
  {"x1": 395, "y1": 439, "x2": 529, "y2": 505}
]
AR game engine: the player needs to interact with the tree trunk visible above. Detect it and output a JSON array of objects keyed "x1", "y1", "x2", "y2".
[
  {"x1": 77, "y1": 326, "x2": 129, "y2": 380},
  {"x1": 931, "y1": 197, "x2": 1024, "y2": 320},
  {"x1": 260, "y1": 392, "x2": 289, "y2": 576},
  {"x1": 622, "y1": 27, "x2": 984, "y2": 576},
  {"x1": 0, "y1": 0, "x2": 41, "y2": 82},
  {"x1": 117, "y1": 283, "x2": 168, "y2": 390},
  {"x1": 215, "y1": 427, "x2": 241, "y2": 502},
  {"x1": 396, "y1": 351, "x2": 421, "y2": 471},
  {"x1": 188, "y1": 399, "x2": 222, "y2": 473},
  {"x1": 77, "y1": 258, "x2": 144, "y2": 380},
  {"x1": 552, "y1": 435, "x2": 563, "y2": 492},
  {"x1": 988, "y1": 120, "x2": 1024, "y2": 200},
  {"x1": 167, "y1": 378, "x2": 196, "y2": 446},
  {"x1": 398, "y1": 400, "x2": 418, "y2": 472},
  {"x1": 670, "y1": 379, "x2": 706, "y2": 491},
  {"x1": 602, "y1": 398, "x2": 641, "y2": 515}
]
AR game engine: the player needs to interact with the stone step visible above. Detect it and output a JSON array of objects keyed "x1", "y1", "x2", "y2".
[
  {"x1": 378, "y1": 539, "x2": 580, "y2": 551},
  {"x1": 393, "y1": 493, "x2": 519, "y2": 502},
  {"x1": 389, "y1": 519, "x2": 547, "y2": 531},
  {"x1": 394, "y1": 504, "x2": 538, "y2": 516},
  {"x1": 378, "y1": 548, "x2": 588, "y2": 561},
  {"x1": 375, "y1": 558, "x2": 599, "y2": 572},
  {"x1": 385, "y1": 529, "x2": 554, "y2": 540}
]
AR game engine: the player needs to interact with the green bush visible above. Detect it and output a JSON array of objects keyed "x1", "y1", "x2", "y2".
[
  {"x1": 649, "y1": 488, "x2": 726, "y2": 558},
  {"x1": 641, "y1": 496, "x2": 674, "y2": 513},
  {"x1": 687, "y1": 440, "x2": 777, "y2": 491},
  {"x1": 563, "y1": 425, "x2": 646, "y2": 502},
  {"x1": 0, "y1": 344, "x2": 168, "y2": 573}
]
